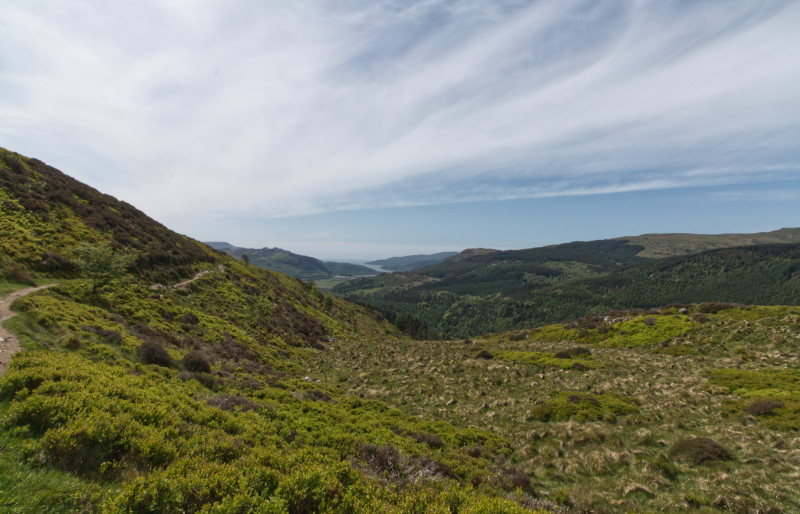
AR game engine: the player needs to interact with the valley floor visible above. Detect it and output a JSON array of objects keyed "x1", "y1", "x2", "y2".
[{"x1": 310, "y1": 305, "x2": 800, "y2": 512}]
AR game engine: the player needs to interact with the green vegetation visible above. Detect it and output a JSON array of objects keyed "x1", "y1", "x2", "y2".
[
  {"x1": 527, "y1": 391, "x2": 639, "y2": 422},
  {"x1": 4, "y1": 146, "x2": 800, "y2": 512},
  {"x1": 0, "y1": 148, "x2": 551, "y2": 512},
  {"x1": 311, "y1": 305, "x2": 800, "y2": 511},
  {"x1": 709, "y1": 367, "x2": 800, "y2": 431},
  {"x1": 74, "y1": 242, "x2": 137, "y2": 291},
  {"x1": 336, "y1": 240, "x2": 800, "y2": 338},
  {"x1": 0, "y1": 148, "x2": 219, "y2": 283}
]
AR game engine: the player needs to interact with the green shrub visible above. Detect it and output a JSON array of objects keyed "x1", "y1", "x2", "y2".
[{"x1": 527, "y1": 392, "x2": 638, "y2": 423}]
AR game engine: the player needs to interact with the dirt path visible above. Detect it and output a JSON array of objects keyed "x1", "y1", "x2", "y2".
[
  {"x1": 0, "y1": 284, "x2": 57, "y2": 377},
  {"x1": 156, "y1": 265, "x2": 225, "y2": 291}
]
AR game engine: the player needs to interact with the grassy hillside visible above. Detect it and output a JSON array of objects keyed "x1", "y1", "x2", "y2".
[
  {"x1": 311, "y1": 303, "x2": 800, "y2": 512},
  {"x1": 336, "y1": 239, "x2": 800, "y2": 338},
  {"x1": 619, "y1": 228, "x2": 800, "y2": 258},
  {"x1": 0, "y1": 149, "x2": 549, "y2": 512},
  {"x1": 208, "y1": 243, "x2": 377, "y2": 281}
]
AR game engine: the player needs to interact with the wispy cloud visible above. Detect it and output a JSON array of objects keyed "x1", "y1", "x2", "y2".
[
  {"x1": 710, "y1": 190, "x2": 800, "y2": 202},
  {"x1": 1, "y1": 0, "x2": 799, "y2": 230}
]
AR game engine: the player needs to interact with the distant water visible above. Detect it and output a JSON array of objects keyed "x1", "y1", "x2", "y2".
[{"x1": 362, "y1": 264, "x2": 390, "y2": 273}]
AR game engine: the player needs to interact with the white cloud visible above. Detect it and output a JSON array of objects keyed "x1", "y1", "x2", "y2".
[{"x1": 1, "y1": 0, "x2": 799, "y2": 231}]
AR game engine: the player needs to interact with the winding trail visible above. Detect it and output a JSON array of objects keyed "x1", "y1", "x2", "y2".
[{"x1": 0, "y1": 284, "x2": 57, "y2": 377}]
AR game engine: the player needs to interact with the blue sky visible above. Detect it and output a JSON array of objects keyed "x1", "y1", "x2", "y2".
[{"x1": 1, "y1": 1, "x2": 799, "y2": 259}]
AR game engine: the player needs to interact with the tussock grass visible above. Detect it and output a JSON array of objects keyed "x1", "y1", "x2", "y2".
[{"x1": 312, "y1": 305, "x2": 800, "y2": 511}]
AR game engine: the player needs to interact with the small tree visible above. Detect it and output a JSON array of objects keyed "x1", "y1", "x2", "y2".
[
  {"x1": 74, "y1": 242, "x2": 136, "y2": 291},
  {"x1": 241, "y1": 254, "x2": 250, "y2": 265}
]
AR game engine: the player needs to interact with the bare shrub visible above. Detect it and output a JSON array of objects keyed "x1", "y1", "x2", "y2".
[
  {"x1": 181, "y1": 350, "x2": 211, "y2": 373},
  {"x1": 476, "y1": 350, "x2": 493, "y2": 359},
  {"x1": 206, "y1": 394, "x2": 259, "y2": 412},
  {"x1": 643, "y1": 317, "x2": 657, "y2": 326},
  {"x1": 181, "y1": 312, "x2": 199, "y2": 325},
  {"x1": 691, "y1": 313, "x2": 711, "y2": 324},
  {"x1": 179, "y1": 371, "x2": 220, "y2": 390},
  {"x1": 359, "y1": 443, "x2": 403, "y2": 479},
  {"x1": 697, "y1": 302, "x2": 742, "y2": 314},
  {"x1": 137, "y1": 341, "x2": 173, "y2": 367},
  {"x1": 414, "y1": 455, "x2": 458, "y2": 480},
  {"x1": 669, "y1": 437, "x2": 732, "y2": 464},
  {"x1": 99, "y1": 329, "x2": 123, "y2": 345},
  {"x1": 304, "y1": 389, "x2": 335, "y2": 403},
  {"x1": 2, "y1": 264, "x2": 36, "y2": 285},
  {"x1": 745, "y1": 399, "x2": 784, "y2": 416},
  {"x1": 411, "y1": 432, "x2": 444, "y2": 449}
]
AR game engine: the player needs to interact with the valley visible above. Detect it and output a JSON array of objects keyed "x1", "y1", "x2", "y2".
[{"x1": 1, "y1": 147, "x2": 799, "y2": 513}]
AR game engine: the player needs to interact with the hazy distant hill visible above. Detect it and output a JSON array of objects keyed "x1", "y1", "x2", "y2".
[
  {"x1": 367, "y1": 251, "x2": 459, "y2": 271},
  {"x1": 206, "y1": 242, "x2": 376, "y2": 281}
]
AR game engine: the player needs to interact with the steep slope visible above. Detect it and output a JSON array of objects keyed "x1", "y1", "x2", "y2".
[
  {"x1": 0, "y1": 148, "x2": 219, "y2": 283},
  {"x1": 208, "y1": 242, "x2": 376, "y2": 281},
  {"x1": 0, "y1": 149, "x2": 546, "y2": 512}
]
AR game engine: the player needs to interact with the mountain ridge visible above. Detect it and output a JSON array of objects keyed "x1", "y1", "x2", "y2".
[{"x1": 206, "y1": 242, "x2": 377, "y2": 281}]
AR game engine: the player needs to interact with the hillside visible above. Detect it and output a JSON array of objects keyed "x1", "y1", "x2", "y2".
[
  {"x1": 335, "y1": 236, "x2": 800, "y2": 338},
  {"x1": 0, "y1": 148, "x2": 219, "y2": 284},
  {"x1": 0, "y1": 149, "x2": 546, "y2": 512},
  {"x1": 367, "y1": 252, "x2": 459, "y2": 271},
  {"x1": 619, "y1": 228, "x2": 800, "y2": 258},
  {"x1": 207, "y1": 242, "x2": 377, "y2": 281},
  {"x1": 312, "y1": 303, "x2": 800, "y2": 511}
]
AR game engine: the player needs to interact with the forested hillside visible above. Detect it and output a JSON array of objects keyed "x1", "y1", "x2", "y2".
[{"x1": 336, "y1": 239, "x2": 800, "y2": 338}]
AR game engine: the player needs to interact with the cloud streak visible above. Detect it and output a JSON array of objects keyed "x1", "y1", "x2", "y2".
[{"x1": 1, "y1": 0, "x2": 799, "y2": 231}]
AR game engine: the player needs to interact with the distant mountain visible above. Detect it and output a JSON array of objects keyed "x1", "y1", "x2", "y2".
[
  {"x1": 335, "y1": 230, "x2": 800, "y2": 338},
  {"x1": 206, "y1": 243, "x2": 376, "y2": 281},
  {"x1": 205, "y1": 241, "x2": 236, "y2": 251},
  {"x1": 367, "y1": 252, "x2": 459, "y2": 271}
]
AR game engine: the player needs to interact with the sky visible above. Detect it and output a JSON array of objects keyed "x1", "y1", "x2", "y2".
[{"x1": 1, "y1": 0, "x2": 799, "y2": 260}]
